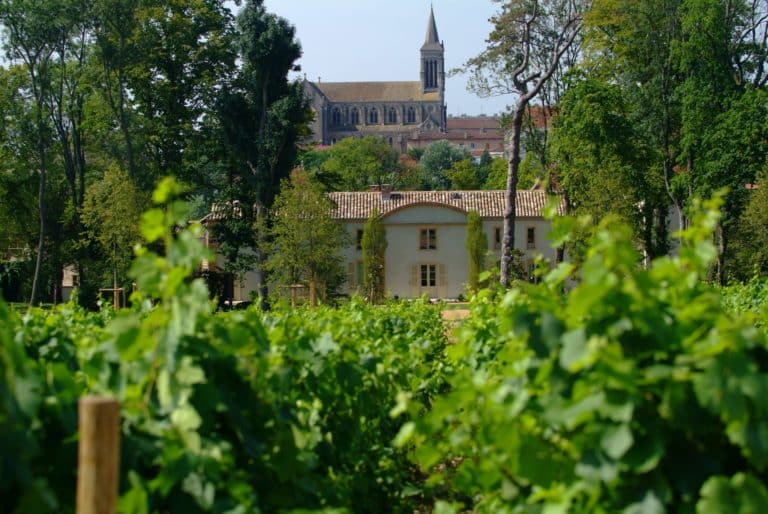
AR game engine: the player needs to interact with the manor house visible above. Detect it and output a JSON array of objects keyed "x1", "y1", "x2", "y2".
[{"x1": 304, "y1": 7, "x2": 447, "y2": 153}]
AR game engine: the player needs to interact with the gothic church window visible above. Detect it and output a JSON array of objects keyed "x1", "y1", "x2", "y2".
[
  {"x1": 387, "y1": 107, "x2": 397, "y2": 124},
  {"x1": 407, "y1": 106, "x2": 416, "y2": 123},
  {"x1": 350, "y1": 107, "x2": 360, "y2": 125},
  {"x1": 425, "y1": 60, "x2": 438, "y2": 89},
  {"x1": 331, "y1": 107, "x2": 341, "y2": 126},
  {"x1": 369, "y1": 107, "x2": 379, "y2": 124}
]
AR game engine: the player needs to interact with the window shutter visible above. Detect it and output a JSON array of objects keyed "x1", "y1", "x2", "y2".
[
  {"x1": 410, "y1": 264, "x2": 419, "y2": 297},
  {"x1": 438, "y1": 264, "x2": 447, "y2": 287}
]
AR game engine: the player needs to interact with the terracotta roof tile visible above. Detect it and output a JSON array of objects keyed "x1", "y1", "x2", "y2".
[
  {"x1": 328, "y1": 190, "x2": 563, "y2": 220},
  {"x1": 446, "y1": 117, "x2": 502, "y2": 130},
  {"x1": 313, "y1": 81, "x2": 439, "y2": 103}
]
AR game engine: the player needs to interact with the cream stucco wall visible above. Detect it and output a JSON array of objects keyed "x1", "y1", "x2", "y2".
[
  {"x1": 204, "y1": 206, "x2": 559, "y2": 302},
  {"x1": 341, "y1": 205, "x2": 557, "y2": 299}
]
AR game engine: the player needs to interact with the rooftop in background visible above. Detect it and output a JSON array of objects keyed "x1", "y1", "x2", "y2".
[
  {"x1": 311, "y1": 81, "x2": 439, "y2": 103},
  {"x1": 329, "y1": 189, "x2": 564, "y2": 220}
]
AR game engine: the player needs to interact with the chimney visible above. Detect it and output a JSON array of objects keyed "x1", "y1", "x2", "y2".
[
  {"x1": 381, "y1": 184, "x2": 392, "y2": 201},
  {"x1": 369, "y1": 184, "x2": 381, "y2": 192}
]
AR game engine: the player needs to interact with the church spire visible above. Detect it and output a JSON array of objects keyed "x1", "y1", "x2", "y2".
[{"x1": 421, "y1": 5, "x2": 442, "y2": 50}]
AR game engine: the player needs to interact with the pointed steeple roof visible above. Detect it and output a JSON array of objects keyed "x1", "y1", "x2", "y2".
[{"x1": 421, "y1": 6, "x2": 443, "y2": 51}]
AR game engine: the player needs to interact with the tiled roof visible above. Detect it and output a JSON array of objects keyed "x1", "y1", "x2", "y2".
[
  {"x1": 313, "y1": 81, "x2": 440, "y2": 103},
  {"x1": 410, "y1": 131, "x2": 503, "y2": 142},
  {"x1": 443, "y1": 108, "x2": 555, "y2": 131},
  {"x1": 328, "y1": 190, "x2": 563, "y2": 220},
  {"x1": 446, "y1": 117, "x2": 502, "y2": 130}
]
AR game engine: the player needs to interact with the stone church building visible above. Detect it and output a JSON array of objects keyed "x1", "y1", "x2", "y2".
[{"x1": 304, "y1": 7, "x2": 447, "y2": 153}]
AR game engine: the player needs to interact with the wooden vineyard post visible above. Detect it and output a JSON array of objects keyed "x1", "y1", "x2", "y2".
[{"x1": 77, "y1": 396, "x2": 121, "y2": 514}]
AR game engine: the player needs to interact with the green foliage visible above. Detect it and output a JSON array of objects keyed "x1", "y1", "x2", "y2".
[
  {"x1": 730, "y1": 178, "x2": 768, "y2": 280},
  {"x1": 318, "y1": 136, "x2": 405, "y2": 191},
  {"x1": 419, "y1": 141, "x2": 471, "y2": 190},
  {"x1": 0, "y1": 178, "x2": 448, "y2": 513},
  {"x1": 267, "y1": 171, "x2": 348, "y2": 304},
  {"x1": 81, "y1": 165, "x2": 147, "y2": 287},
  {"x1": 482, "y1": 157, "x2": 510, "y2": 190},
  {"x1": 582, "y1": 0, "x2": 768, "y2": 276},
  {"x1": 465, "y1": 210, "x2": 487, "y2": 293},
  {"x1": 483, "y1": 156, "x2": 538, "y2": 191},
  {"x1": 398, "y1": 194, "x2": 768, "y2": 513},
  {"x1": 214, "y1": 1, "x2": 309, "y2": 299},
  {"x1": 0, "y1": 299, "x2": 108, "y2": 512},
  {"x1": 722, "y1": 277, "x2": 768, "y2": 330},
  {"x1": 551, "y1": 77, "x2": 667, "y2": 257},
  {"x1": 447, "y1": 159, "x2": 480, "y2": 190},
  {"x1": 361, "y1": 208, "x2": 387, "y2": 303},
  {"x1": 6, "y1": 180, "x2": 768, "y2": 514}
]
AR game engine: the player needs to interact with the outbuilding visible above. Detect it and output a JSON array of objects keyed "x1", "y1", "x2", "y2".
[{"x1": 330, "y1": 188, "x2": 562, "y2": 299}]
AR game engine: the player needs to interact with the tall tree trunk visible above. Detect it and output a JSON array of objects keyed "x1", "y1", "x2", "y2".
[
  {"x1": 500, "y1": 105, "x2": 525, "y2": 288},
  {"x1": 30, "y1": 73, "x2": 48, "y2": 306},
  {"x1": 255, "y1": 202, "x2": 270, "y2": 311},
  {"x1": 253, "y1": 74, "x2": 272, "y2": 310},
  {"x1": 655, "y1": 207, "x2": 669, "y2": 257},
  {"x1": 308, "y1": 274, "x2": 317, "y2": 308},
  {"x1": 103, "y1": 64, "x2": 137, "y2": 179},
  {"x1": 642, "y1": 200, "x2": 656, "y2": 267},
  {"x1": 716, "y1": 222, "x2": 727, "y2": 285}
]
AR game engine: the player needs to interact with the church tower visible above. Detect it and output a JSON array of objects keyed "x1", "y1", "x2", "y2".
[{"x1": 420, "y1": 6, "x2": 446, "y2": 130}]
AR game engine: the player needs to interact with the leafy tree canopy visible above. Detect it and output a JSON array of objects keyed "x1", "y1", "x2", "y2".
[
  {"x1": 266, "y1": 170, "x2": 348, "y2": 305},
  {"x1": 317, "y1": 136, "x2": 404, "y2": 191},
  {"x1": 419, "y1": 140, "x2": 471, "y2": 190}
]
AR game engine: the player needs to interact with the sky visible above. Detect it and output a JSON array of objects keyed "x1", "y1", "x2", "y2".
[{"x1": 261, "y1": 0, "x2": 511, "y2": 117}]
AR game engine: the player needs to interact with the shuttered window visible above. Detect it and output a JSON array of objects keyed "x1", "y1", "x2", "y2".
[
  {"x1": 420, "y1": 264, "x2": 436, "y2": 287},
  {"x1": 419, "y1": 228, "x2": 437, "y2": 250},
  {"x1": 527, "y1": 227, "x2": 536, "y2": 249}
]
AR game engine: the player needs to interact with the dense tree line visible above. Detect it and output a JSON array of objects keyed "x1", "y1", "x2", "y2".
[
  {"x1": 0, "y1": 0, "x2": 307, "y2": 306},
  {"x1": 455, "y1": 0, "x2": 766, "y2": 285},
  {"x1": 2, "y1": 0, "x2": 765, "y2": 306},
  {"x1": 547, "y1": 0, "x2": 768, "y2": 281}
]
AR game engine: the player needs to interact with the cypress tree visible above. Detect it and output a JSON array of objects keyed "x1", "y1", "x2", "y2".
[
  {"x1": 466, "y1": 210, "x2": 487, "y2": 292},
  {"x1": 361, "y1": 208, "x2": 387, "y2": 303}
]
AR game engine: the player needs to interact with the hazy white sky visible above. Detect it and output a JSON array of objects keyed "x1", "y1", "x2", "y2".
[{"x1": 261, "y1": 0, "x2": 511, "y2": 116}]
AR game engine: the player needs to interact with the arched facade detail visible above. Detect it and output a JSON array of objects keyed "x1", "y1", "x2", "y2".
[
  {"x1": 387, "y1": 107, "x2": 398, "y2": 124},
  {"x1": 406, "y1": 106, "x2": 416, "y2": 124}
]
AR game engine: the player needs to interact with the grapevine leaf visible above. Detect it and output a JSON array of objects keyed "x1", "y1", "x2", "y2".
[
  {"x1": 560, "y1": 327, "x2": 588, "y2": 371},
  {"x1": 624, "y1": 491, "x2": 665, "y2": 514},
  {"x1": 157, "y1": 368, "x2": 172, "y2": 410},
  {"x1": 140, "y1": 209, "x2": 165, "y2": 243},
  {"x1": 601, "y1": 424, "x2": 634, "y2": 460},
  {"x1": 171, "y1": 404, "x2": 202, "y2": 432},
  {"x1": 697, "y1": 473, "x2": 768, "y2": 514},
  {"x1": 433, "y1": 500, "x2": 459, "y2": 514}
]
